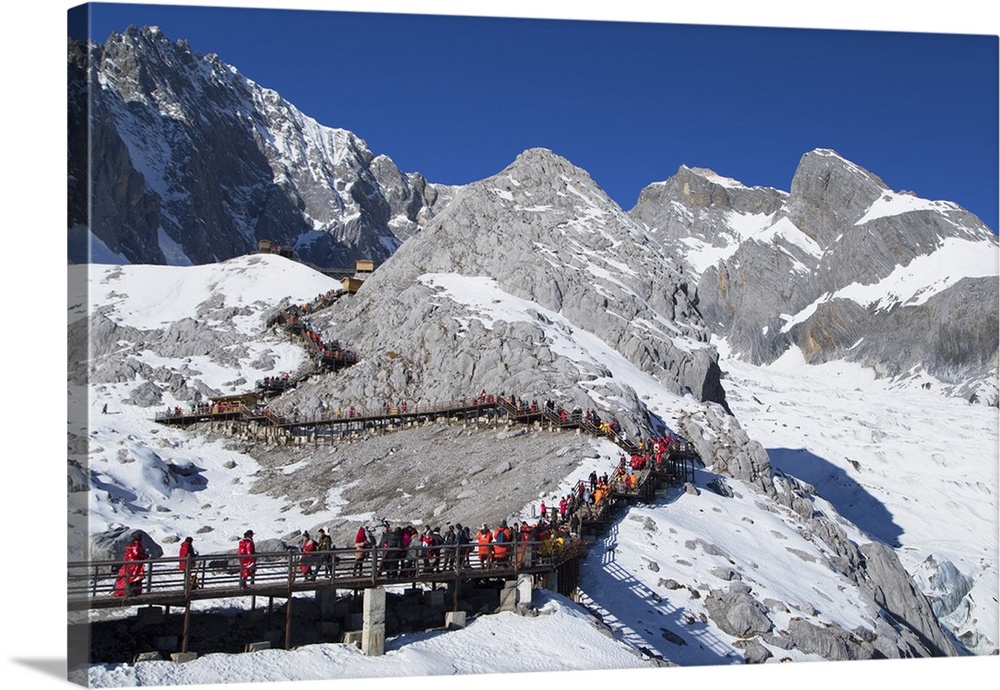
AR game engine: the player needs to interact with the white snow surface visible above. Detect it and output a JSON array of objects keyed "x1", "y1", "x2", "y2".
[
  {"x1": 780, "y1": 236, "x2": 999, "y2": 331},
  {"x1": 717, "y1": 340, "x2": 998, "y2": 650},
  {"x1": 856, "y1": 189, "x2": 964, "y2": 225},
  {"x1": 679, "y1": 210, "x2": 776, "y2": 278},
  {"x1": 82, "y1": 592, "x2": 650, "y2": 686},
  {"x1": 81, "y1": 254, "x2": 337, "y2": 331},
  {"x1": 64, "y1": 257, "x2": 999, "y2": 687}
]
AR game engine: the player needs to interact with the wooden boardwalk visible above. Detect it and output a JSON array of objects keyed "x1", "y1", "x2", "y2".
[
  {"x1": 68, "y1": 541, "x2": 580, "y2": 612},
  {"x1": 83, "y1": 394, "x2": 700, "y2": 655},
  {"x1": 155, "y1": 391, "x2": 701, "y2": 537}
]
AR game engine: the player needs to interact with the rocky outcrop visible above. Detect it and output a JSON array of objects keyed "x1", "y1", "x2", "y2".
[
  {"x1": 858, "y1": 542, "x2": 956, "y2": 657},
  {"x1": 89, "y1": 527, "x2": 163, "y2": 564},
  {"x1": 629, "y1": 165, "x2": 786, "y2": 273},
  {"x1": 766, "y1": 618, "x2": 875, "y2": 661},
  {"x1": 673, "y1": 395, "x2": 956, "y2": 660},
  {"x1": 704, "y1": 583, "x2": 773, "y2": 638},
  {"x1": 674, "y1": 402, "x2": 772, "y2": 493}
]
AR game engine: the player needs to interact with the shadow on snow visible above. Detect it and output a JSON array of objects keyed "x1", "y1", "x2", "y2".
[
  {"x1": 766, "y1": 447, "x2": 904, "y2": 547},
  {"x1": 576, "y1": 487, "x2": 739, "y2": 666}
]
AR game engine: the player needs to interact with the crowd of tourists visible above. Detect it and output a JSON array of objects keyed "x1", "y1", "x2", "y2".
[
  {"x1": 112, "y1": 511, "x2": 584, "y2": 597},
  {"x1": 269, "y1": 290, "x2": 359, "y2": 373},
  {"x1": 110, "y1": 428, "x2": 697, "y2": 598}
]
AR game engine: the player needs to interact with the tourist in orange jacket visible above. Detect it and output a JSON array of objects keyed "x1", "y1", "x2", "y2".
[{"x1": 476, "y1": 524, "x2": 494, "y2": 566}]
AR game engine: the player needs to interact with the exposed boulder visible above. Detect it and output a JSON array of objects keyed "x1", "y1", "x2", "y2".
[
  {"x1": 704, "y1": 583, "x2": 773, "y2": 638},
  {"x1": 89, "y1": 527, "x2": 163, "y2": 565},
  {"x1": 767, "y1": 618, "x2": 875, "y2": 661}
]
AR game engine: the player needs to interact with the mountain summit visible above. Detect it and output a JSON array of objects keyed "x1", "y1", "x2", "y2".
[
  {"x1": 631, "y1": 148, "x2": 999, "y2": 403},
  {"x1": 68, "y1": 26, "x2": 452, "y2": 267},
  {"x1": 275, "y1": 147, "x2": 727, "y2": 436}
]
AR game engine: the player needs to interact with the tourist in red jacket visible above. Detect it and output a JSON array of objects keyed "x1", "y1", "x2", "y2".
[
  {"x1": 300, "y1": 531, "x2": 318, "y2": 580},
  {"x1": 179, "y1": 536, "x2": 198, "y2": 590},
  {"x1": 238, "y1": 530, "x2": 256, "y2": 589},
  {"x1": 113, "y1": 535, "x2": 148, "y2": 597},
  {"x1": 353, "y1": 526, "x2": 369, "y2": 576}
]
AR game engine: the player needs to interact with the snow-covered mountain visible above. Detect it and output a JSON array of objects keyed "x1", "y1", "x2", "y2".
[
  {"x1": 67, "y1": 26, "x2": 998, "y2": 685},
  {"x1": 630, "y1": 149, "x2": 999, "y2": 404},
  {"x1": 67, "y1": 27, "x2": 453, "y2": 268},
  {"x1": 69, "y1": 150, "x2": 997, "y2": 683}
]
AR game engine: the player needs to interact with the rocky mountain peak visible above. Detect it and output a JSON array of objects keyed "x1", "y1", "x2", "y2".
[
  {"x1": 631, "y1": 148, "x2": 999, "y2": 403},
  {"x1": 282, "y1": 147, "x2": 728, "y2": 435},
  {"x1": 68, "y1": 26, "x2": 450, "y2": 268},
  {"x1": 785, "y1": 148, "x2": 889, "y2": 247}
]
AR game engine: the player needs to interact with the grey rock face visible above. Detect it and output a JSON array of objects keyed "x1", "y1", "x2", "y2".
[
  {"x1": 783, "y1": 149, "x2": 888, "y2": 248},
  {"x1": 768, "y1": 618, "x2": 875, "y2": 661},
  {"x1": 859, "y1": 541, "x2": 956, "y2": 657},
  {"x1": 631, "y1": 149, "x2": 998, "y2": 401},
  {"x1": 68, "y1": 27, "x2": 451, "y2": 267},
  {"x1": 279, "y1": 147, "x2": 729, "y2": 434},
  {"x1": 675, "y1": 403, "x2": 772, "y2": 494},
  {"x1": 732, "y1": 637, "x2": 772, "y2": 664},
  {"x1": 629, "y1": 165, "x2": 787, "y2": 267}
]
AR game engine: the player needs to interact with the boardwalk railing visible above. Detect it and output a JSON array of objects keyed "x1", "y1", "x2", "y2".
[
  {"x1": 155, "y1": 393, "x2": 702, "y2": 488},
  {"x1": 69, "y1": 540, "x2": 578, "y2": 612}
]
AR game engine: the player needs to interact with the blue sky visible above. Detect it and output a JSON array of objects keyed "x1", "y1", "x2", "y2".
[{"x1": 73, "y1": 2, "x2": 998, "y2": 231}]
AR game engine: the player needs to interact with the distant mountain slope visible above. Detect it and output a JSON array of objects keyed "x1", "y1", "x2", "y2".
[
  {"x1": 67, "y1": 27, "x2": 454, "y2": 267},
  {"x1": 630, "y1": 149, "x2": 999, "y2": 403}
]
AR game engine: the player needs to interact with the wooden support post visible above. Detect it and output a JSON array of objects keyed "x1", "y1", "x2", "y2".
[{"x1": 181, "y1": 598, "x2": 192, "y2": 653}]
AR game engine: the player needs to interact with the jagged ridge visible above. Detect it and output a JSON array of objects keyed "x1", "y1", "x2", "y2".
[{"x1": 68, "y1": 26, "x2": 453, "y2": 267}]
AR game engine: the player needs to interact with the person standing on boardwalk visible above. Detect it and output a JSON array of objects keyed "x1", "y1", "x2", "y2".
[
  {"x1": 477, "y1": 523, "x2": 494, "y2": 568},
  {"x1": 385, "y1": 526, "x2": 404, "y2": 577},
  {"x1": 113, "y1": 535, "x2": 148, "y2": 597},
  {"x1": 492, "y1": 521, "x2": 511, "y2": 565},
  {"x1": 353, "y1": 525, "x2": 370, "y2": 577},
  {"x1": 238, "y1": 530, "x2": 257, "y2": 589},
  {"x1": 317, "y1": 528, "x2": 333, "y2": 578},
  {"x1": 300, "y1": 531, "x2": 318, "y2": 580},
  {"x1": 455, "y1": 523, "x2": 471, "y2": 570},
  {"x1": 179, "y1": 536, "x2": 198, "y2": 590},
  {"x1": 420, "y1": 526, "x2": 435, "y2": 573},
  {"x1": 442, "y1": 525, "x2": 457, "y2": 571}
]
